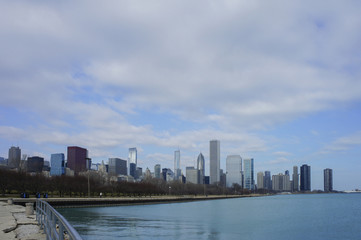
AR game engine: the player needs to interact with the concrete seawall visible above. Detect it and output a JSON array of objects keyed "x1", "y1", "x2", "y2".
[{"x1": 2, "y1": 194, "x2": 262, "y2": 208}]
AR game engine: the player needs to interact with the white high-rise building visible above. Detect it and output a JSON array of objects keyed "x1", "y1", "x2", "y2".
[
  {"x1": 210, "y1": 140, "x2": 220, "y2": 184},
  {"x1": 257, "y1": 172, "x2": 264, "y2": 189},
  {"x1": 174, "y1": 150, "x2": 181, "y2": 180},
  {"x1": 226, "y1": 155, "x2": 242, "y2": 188}
]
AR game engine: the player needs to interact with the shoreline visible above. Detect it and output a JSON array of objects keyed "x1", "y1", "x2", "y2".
[{"x1": 0, "y1": 194, "x2": 266, "y2": 208}]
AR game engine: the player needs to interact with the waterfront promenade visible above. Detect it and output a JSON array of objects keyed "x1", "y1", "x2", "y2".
[{"x1": 0, "y1": 201, "x2": 45, "y2": 240}]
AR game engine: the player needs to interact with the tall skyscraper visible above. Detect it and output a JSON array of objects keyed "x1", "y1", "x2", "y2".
[
  {"x1": 210, "y1": 140, "x2": 220, "y2": 184},
  {"x1": 128, "y1": 147, "x2": 137, "y2": 175},
  {"x1": 226, "y1": 155, "x2": 242, "y2": 188},
  {"x1": 8, "y1": 146, "x2": 21, "y2": 169},
  {"x1": 27, "y1": 156, "x2": 44, "y2": 173},
  {"x1": 154, "y1": 164, "x2": 161, "y2": 179},
  {"x1": 174, "y1": 150, "x2": 181, "y2": 180},
  {"x1": 197, "y1": 153, "x2": 205, "y2": 184},
  {"x1": 130, "y1": 163, "x2": 137, "y2": 178},
  {"x1": 257, "y1": 172, "x2": 264, "y2": 189},
  {"x1": 67, "y1": 146, "x2": 88, "y2": 174},
  {"x1": 292, "y1": 166, "x2": 299, "y2": 192},
  {"x1": 324, "y1": 168, "x2": 333, "y2": 192},
  {"x1": 264, "y1": 171, "x2": 272, "y2": 190},
  {"x1": 300, "y1": 164, "x2": 311, "y2": 191},
  {"x1": 108, "y1": 158, "x2": 127, "y2": 176},
  {"x1": 244, "y1": 158, "x2": 254, "y2": 190},
  {"x1": 50, "y1": 153, "x2": 65, "y2": 176}
]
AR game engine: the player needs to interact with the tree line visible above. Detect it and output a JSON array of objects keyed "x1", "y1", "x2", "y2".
[{"x1": 0, "y1": 168, "x2": 269, "y2": 198}]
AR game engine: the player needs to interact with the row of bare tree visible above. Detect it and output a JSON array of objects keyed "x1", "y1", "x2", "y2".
[{"x1": 0, "y1": 168, "x2": 267, "y2": 197}]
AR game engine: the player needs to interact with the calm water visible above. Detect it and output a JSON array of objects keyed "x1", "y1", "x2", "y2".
[{"x1": 58, "y1": 193, "x2": 361, "y2": 240}]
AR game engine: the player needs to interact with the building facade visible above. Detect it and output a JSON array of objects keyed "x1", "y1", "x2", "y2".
[
  {"x1": 154, "y1": 164, "x2": 161, "y2": 179},
  {"x1": 67, "y1": 146, "x2": 88, "y2": 174},
  {"x1": 27, "y1": 156, "x2": 44, "y2": 173},
  {"x1": 292, "y1": 166, "x2": 299, "y2": 192},
  {"x1": 243, "y1": 158, "x2": 254, "y2": 190},
  {"x1": 50, "y1": 153, "x2": 65, "y2": 176},
  {"x1": 264, "y1": 171, "x2": 272, "y2": 190},
  {"x1": 197, "y1": 153, "x2": 205, "y2": 184},
  {"x1": 226, "y1": 155, "x2": 242, "y2": 188},
  {"x1": 257, "y1": 172, "x2": 264, "y2": 189},
  {"x1": 324, "y1": 168, "x2": 333, "y2": 192},
  {"x1": 174, "y1": 150, "x2": 181, "y2": 180},
  {"x1": 8, "y1": 146, "x2": 21, "y2": 169},
  {"x1": 108, "y1": 158, "x2": 127, "y2": 176},
  {"x1": 300, "y1": 164, "x2": 311, "y2": 191},
  {"x1": 186, "y1": 166, "x2": 200, "y2": 184},
  {"x1": 210, "y1": 140, "x2": 220, "y2": 184},
  {"x1": 128, "y1": 147, "x2": 137, "y2": 175}
]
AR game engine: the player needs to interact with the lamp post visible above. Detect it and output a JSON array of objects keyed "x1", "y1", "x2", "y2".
[{"x1": 169, "y1": 186, "x2": 171, "y2": 196}]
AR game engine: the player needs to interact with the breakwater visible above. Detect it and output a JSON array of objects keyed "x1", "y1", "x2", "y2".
[{"x1": 2, "y1": 194, "x2": 262, "y2": 208}]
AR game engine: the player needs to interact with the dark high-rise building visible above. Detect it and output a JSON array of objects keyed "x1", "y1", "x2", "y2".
[
  {"x1": 136, "y1": 167, "x2": 142, "y2": 179},
  {"x1": 210, "y1": 140, "x2": 220, "y2": 184},
  {"x1": 108, "y1": 158, "x2": 127, "y2": 176},
  {"x1": 292, "y1": 166, "x2": 299, "y2": 192},
  {"x1": 67, "y1": 146, "x2": 88, "y2": 174},
  {"x1": 8, "y1": 146, "x2": 21, "y2": 169},
  {"x1": 264, "y1": 171, "x2": 272, "y2": 190},
  {"x1": 27, "y1": 156, "x2": 44, "y2": 173},
  {"x1": 130, "y1": 163, "x2": 137, "y2": 178},
  {"x1": 197, "y1": 153, "x2": 205, "y2": 184},
  {"x1": 300, "y1": 164, "x2": 311, "y2": 191},
  {"x1": 324, "y1": 168, "x2": 333, "y2": 192}
]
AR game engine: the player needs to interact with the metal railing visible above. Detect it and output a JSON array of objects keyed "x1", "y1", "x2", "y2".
[{"x1": 36, "y1": 199, "x2": 83, "y2": 240}]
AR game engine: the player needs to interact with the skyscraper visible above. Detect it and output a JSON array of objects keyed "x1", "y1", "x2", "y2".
[
  {"x1": 244, "y1": 158, "x2": 254, "y2": 190},
  {"x1": 8, "y1": 146, "x2": 21, "y2": 169},
  {"x1": 324, "y1": 168, "x2": 333, "y2": 192},
  {"x1": 154, "y1": 164, "x2": 161, "y2": 179},
  {"x1": 108, "y1": 158, "x2": 127, "y2": 176},
  {"x1": 67, "y1": 146, "x2": 88, "y2": 174},
  {"x1": 257, "y1": 172, "x2": 264, "y2": 189},
  {"x1": 197, "y1": 153, "x2": 205, "y2": 184},
  {"x1": 174, "y1": 150, "x2": 181, "y2": 180},
  {"x1": 264, "y1": 171, "x2": 272, "y2": 190},
  {"x1": 210, "y1": 140, "x2": 220, "y2": 184},
  {"x1": 27, "y1": 156, "x2": 44, "y2": 173},
  {"x1": 130, "y1": 163, "x2": 137, "y2": 178},
  {"x1": 226, "y1": 155, "x2": 242, "y2": 188},
  {"x1": 300, "y1": 164, "x2": 311, "y2": 191},
  {"x1": 128, "y1": 147, "x2": 137, "y2": 175},
  {"x1": 292, "y1": 166, "x2": 299, "y2": 192},
  {"x1": 50, "y1": 153, "x2": 65, "y2": 176},
  {"x1": 186, "y1": 166, "x2": 200, "y2": 184}
]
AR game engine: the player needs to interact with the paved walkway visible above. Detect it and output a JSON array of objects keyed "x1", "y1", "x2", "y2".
[{"x1": 0, "y1": 201, "x2": 45, "y2": 240}]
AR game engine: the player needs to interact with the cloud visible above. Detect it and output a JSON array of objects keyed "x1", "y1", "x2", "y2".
[
  {"x1": 321, "y1": 131, "x2": 361, "y2": 153},
  {"x1": 1, "y1": 0, "x2": 361, "y2": 171}
]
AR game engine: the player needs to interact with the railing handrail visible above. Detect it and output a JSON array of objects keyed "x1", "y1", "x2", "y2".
[{"x1": 36, "y1": 199, "x2": 83, "y2": 240}]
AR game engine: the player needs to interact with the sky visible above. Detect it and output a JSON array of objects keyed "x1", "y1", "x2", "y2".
[{"x1": 1, "y1": 0, "x2": 361, "y2": 191}]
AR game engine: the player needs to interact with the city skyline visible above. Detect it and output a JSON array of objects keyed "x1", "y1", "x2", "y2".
[{"x1": 1, "y1": 1, "x2": 361, "y2": 191}]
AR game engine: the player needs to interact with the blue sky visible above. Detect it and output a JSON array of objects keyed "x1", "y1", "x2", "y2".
[{"x1": 1, "y1": 0, "x2": 361, "y2": 191}]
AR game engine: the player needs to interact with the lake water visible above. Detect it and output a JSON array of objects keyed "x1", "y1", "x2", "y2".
[{"x1": 58, "y1": 193, "x2": 361, "y2": 240}]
